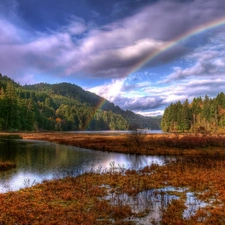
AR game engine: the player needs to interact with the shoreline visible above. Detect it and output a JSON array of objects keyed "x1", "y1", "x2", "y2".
[{"x1": 1, "y1": 131, "x2": 225, "y2": 155}]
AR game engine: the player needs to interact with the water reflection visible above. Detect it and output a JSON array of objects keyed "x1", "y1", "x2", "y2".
[
  {"x1": 103, "y1": 186, "x2": 209, "y2": 225},
  {"x1": 0, "y1": 137, "x2": 170, "y2": 192},
  {"x1": 69, "y1": 130, "x2": 165, "y2": 134}
]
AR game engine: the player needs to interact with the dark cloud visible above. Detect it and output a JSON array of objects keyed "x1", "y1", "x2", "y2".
[
  {"x1": 64, "y1": 0, "x2": 225, "y2": 79},
  {"x1": 0, "y1": 0, "x2": 225, "y2": 81}
]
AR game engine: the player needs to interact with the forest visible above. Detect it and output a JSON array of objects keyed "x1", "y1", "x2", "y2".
[
  {"x1": 161, "y1": 93, "x2": 225, "y2": 133},
  {"x1": 0, "y1": 74, "x2": 160, "y2": 131}
]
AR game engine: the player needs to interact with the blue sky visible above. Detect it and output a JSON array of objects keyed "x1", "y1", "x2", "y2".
[{"x1": 0, "y1": 0, "x2": 225, "y2": 116}]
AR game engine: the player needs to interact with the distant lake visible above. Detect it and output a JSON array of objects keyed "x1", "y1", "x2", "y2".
[{"x1": 0, "y1": 135, "x2": 169, "y2": 193}]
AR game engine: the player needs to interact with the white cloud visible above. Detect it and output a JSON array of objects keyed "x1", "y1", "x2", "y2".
[
  {"x1": 64, "y1": 16, "x2": 87, "y2": 35},
  {"x1": 0, "y1": 18, "x2": 26, "y2": 44},
  {"x1": 136, "y1": 110, "x2": 164, "y2": 117},
  {"x1": 161, "y1": 33, "x2": 225, "y2": 83},
  {"x1": 162, "y1": 94, "x2": 188, "y2": 104},
  {"x1": 88, "y1": 79, "x2": 125, "y2": 102}
]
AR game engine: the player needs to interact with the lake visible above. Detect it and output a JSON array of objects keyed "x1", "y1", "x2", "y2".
[
  {"x1": 0, "y1": 135, "x2": 169, "y2": 193},
  {"x1": 69, "y1": 129, "x2": 165, "y2": 134}
]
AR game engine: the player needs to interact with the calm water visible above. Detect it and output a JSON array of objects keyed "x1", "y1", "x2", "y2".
[
  {"x1": 69, "y1": 130, "x2": 165, "y2": 134},
  {"x1": 0, "y1": 135, "x2": 169, "y2": 192}
]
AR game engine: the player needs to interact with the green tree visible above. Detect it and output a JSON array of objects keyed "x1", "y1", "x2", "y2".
[{"x1": 4, "y1": 82, "x2": 19, "y2": 130}]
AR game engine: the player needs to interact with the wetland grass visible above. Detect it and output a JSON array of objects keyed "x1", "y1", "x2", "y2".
[
  {"x1": 0, "y1": 155, "x2": 225, "y2": 224},
  {"x1": 19, "y1": 132, "x2": 225, "y2": 155},
  {"x1": 2, "y1": 132, "x2": 225, "y2": 223}
]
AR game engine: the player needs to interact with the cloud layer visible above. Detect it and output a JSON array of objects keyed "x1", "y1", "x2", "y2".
[{"x1": 0, "y1": 0, "x2": 225, "y2": 116}]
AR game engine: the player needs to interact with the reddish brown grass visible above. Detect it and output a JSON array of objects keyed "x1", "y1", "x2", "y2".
[
  {"x1": 0, "y1": 155, "x2": 225, "y2": 224},
  {"x1": 14, "y1": 132, "x2": 225, "y2": 155},
  {"x1": 1, "y1": 132, "x2": 225, "y2": 223}
]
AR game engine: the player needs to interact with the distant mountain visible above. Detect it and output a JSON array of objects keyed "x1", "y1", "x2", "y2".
[
  {"x1": 0, "y1": 74, "x2": 161, "y2": 131},
  {"x1": 24, "y1": 82, "x2": 161, "y2": 130}
]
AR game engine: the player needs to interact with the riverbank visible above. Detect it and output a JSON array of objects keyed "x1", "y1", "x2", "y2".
[{"x1": 14, "y1": 131, "x2": 225, "y2": 155}]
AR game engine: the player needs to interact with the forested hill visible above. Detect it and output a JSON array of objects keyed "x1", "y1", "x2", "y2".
[
  {"x1": 0, "y1": 74, "x2": 160, "y2": 131},
  {"x1": 161, "y1": 93, "x2": 225, "y2": 133}
]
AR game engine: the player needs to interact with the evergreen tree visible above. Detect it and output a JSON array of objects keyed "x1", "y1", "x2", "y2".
[
  {"x1": 4, "y1": 82, "x2": 19, "y2": 130},
  {"x1": 162, "y1": 93, "x2": 225, "y2": 133}
]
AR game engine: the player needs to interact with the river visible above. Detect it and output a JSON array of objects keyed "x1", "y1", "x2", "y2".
[{"x1": 0, "y1": 135, "x2": 169, "y2": 192}]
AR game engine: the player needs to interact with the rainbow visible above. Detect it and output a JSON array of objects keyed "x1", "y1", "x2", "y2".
[
  {"x1": 84, "y1": 97, "x2": 107, "y2": 130},
  {"x1": 128, "y1": 16, "x2": 225, "y2": 76},
  {"x1": 84, "y1": 16, "x2": 225, "y2": 130}
]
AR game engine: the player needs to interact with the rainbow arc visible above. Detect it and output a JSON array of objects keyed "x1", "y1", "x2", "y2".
[{"x1": 84, "y1": 16, "x2": 225, "y2": 129}]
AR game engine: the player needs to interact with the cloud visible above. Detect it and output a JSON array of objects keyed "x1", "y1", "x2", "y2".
[
  {"x1": 15, "y1": 74, "x2": 36, "y2": 85},
  {"x1": 66, "y1": 38, "x2": 166, "y2": 78},
  {"x1": 0, "y1": 0, "x2": 225, "y2": 117},
  {"x1": 0, "y1": 0, "x2": 19, "y2": 20},
  {"x1": 0, "y1": 30, "x2": 75, "y2": 78},
  {"x1": 0, "y1": 19, "x2": 20, "y2": 44},
  {"x1": 161, "y1": 33, "x2": 225, "y2": 83},
  {"x1": 62, "y1": 0, "x2": 225, "y2": 79},
  {"x1": 1, "y1": 0, "x2": 225, "y2": 82},
  {"x1": 88, "y1": 79, "x2": 125, "y2": 102},
  {"x1": 123, "y1": 96, "x2": 164, "y2": 110},
  {"x1": 61, "y1": 16, "x2": 87, "y2": 35},
  {"x1": 88, "y1": 78, "x2": 166, "y2": 112},
  {"x1": 136, "y1": 110, "x2": 164, "y2": 117}
]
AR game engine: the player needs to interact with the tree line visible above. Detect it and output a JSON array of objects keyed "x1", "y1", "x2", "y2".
[
  {"x1": 0, "y1": 74, "x2": 128, "y2": 131},
  {"x1": 24, "y1": 82, "x2": 161, "y2": 130},
  {"x1": 161, "y1": 92, "x2": 225, "y2": 133}
]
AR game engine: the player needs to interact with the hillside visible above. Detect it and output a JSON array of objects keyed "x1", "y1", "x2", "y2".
[
  {"x1": 0, "y1": 74, "x2": 161, "y2": 131},
  {"x1": 24, "y1": 82, "x2": 161, "y2": 130}
]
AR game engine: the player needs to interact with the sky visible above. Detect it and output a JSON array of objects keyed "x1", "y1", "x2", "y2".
[{"x1": 0, "y1": 0, "x2": 225, "y2": 116}]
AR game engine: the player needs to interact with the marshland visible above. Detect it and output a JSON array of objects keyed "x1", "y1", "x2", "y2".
[{"x1": 1, "y1": 132, "x2": 225, "y2": 224}]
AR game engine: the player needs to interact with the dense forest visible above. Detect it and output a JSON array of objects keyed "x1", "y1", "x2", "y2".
[
  {"x1": 161, "y1": 93, "x2": 225, "y2": 133},
  {"x1": 0, "y1": 74, "x2": 160, "y2": 131}
]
